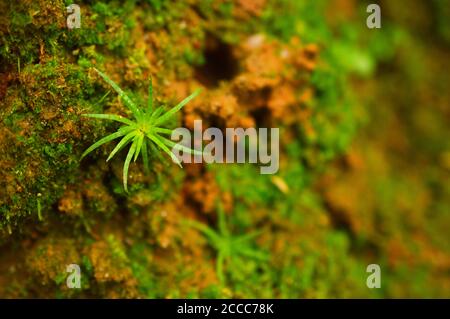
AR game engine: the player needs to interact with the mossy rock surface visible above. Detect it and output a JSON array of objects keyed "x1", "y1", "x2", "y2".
[{"x1": 0, "y1": 0, "x2": 449, "y2": 298}]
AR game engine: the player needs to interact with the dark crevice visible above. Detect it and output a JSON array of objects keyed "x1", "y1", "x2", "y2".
[
  {"x1": 195, "y1": 35, "x2": 239, "y2": 88},
  {"x1": 250, "y1": 106, "x2": 272, "y2": 128}
]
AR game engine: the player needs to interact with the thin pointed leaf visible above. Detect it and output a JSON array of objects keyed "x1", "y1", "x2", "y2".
[
  {"x1": 106, "y1": 130, "x2": 137, "y2": 162},
  {"x1": 239, "y1": 247, "x2": 269, "y2": 261},
  {"x1": 98, "y1": 90, "x2": 111, "y2": 103},
  {"x1": 147, "y1": 76, "x2": 153, "y2": 114},
  {"x1": 123, "y1": 137, "x2": 138, "y2": 192},
  {"x1": 217, "y1": 203, "x2": 229, "y2": 237},
  {"x1": 81, "y1": 130, "x2": 129, "y2": 160},
  {"x1": 83, "y1": 113, "x2": 136, "y2": 126},
  {"x1": 184, "y1": 219, "x2": 221, "y2": 243},
  {"x1": 152, "y1": 127, "x2": 173, "y2": 135},
  {"x1": 149, "y1": 106, "x2": 165, "y2": 121},
  {"x1": 216, "y1": 253, "x2": 225, "y2": 284},
  {"x1": 94, "y1": 68, "x2": 142, "y2": 119},
  {"x1": 147, "y1": 133, "x2": 182, "y2": 167},
  {"x1": 158, "y1": 134, "x2": 203, "y2": 156},
  {"x1": 234, "y1": 230, "x2": 263, "y2": 244},
  {"x1": 154, "y1": 89, "x2": 200, "y2": 126},
  {"x1": 149, "y1": 141, "x2": 167, "y2": 164},
  {"x1": 134, "y1": 133, "x2": 144, "y2": 162},
  {"x1": 141, "y1": 138, "x2": 149, "y2": 173}
]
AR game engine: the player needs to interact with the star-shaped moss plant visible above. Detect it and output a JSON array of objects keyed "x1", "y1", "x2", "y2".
[{"x1": 81, "y1": 68, "x2": 201, "y2": 191}]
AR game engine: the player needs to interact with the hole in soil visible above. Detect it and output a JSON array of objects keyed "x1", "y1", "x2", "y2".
[
  {"x1": 195, "y1": 35, "x2": 239, "y2": 88},
  {"x1": 250, "y1": 107, "x2": 272, "y2": 128}
]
